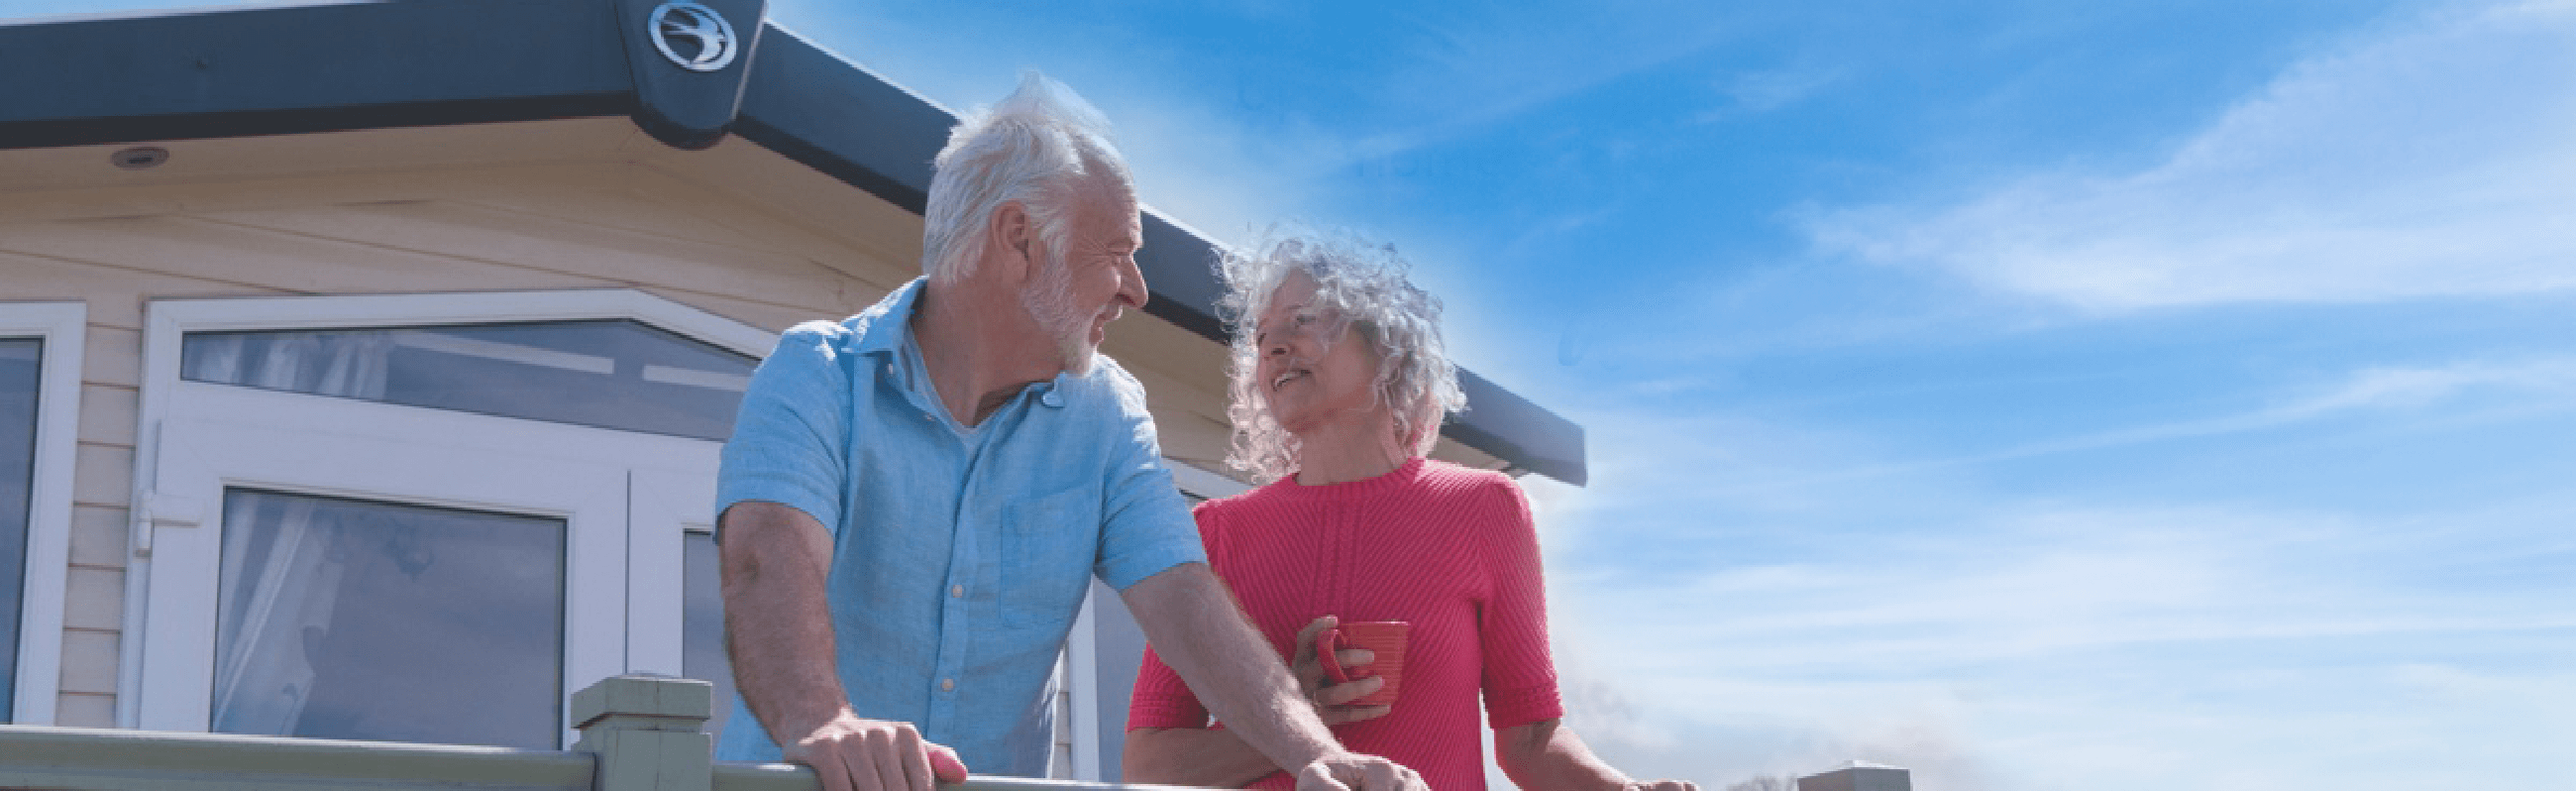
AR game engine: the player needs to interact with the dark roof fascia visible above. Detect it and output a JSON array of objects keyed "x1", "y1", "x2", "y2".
[
  {"x1": 0, "y1": 0, "x2": 1587, "y2": 485},
  {"x1": 0, "y1": 0, "x2": 634, "y2": 150}
]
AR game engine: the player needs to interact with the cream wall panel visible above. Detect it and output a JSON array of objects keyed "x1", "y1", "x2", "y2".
[
  {"x1": 1428, "y1": 436, "x2": 1506, "y2": 471},
  {"x1": 81, "y1": 326, "x2": 139, "y2": 390},
  {"x1": 451, "y1": 182, "x2": 794, "y2": 260},
  {"x1": 0, "y1": 215, "x2": 609, "y2": 296},
  {"x1": 1121, "y1": 360, "x2": 1229, "y2": 423},
  {"x1": 0, "y1": 118, "x2": 644, "y2": 198},
  {"x1": 67, "y1": 506, "x2": 127, "y2": 569},
  {"x1": 204, "y1": 202, "x2": 865, "y2": 312},
  {"x1": 54, "y1": 692, "x2": 114, "y2": 728},
  {"x1": 0, "y1": 161, "x2": 639, "y2": 223},
  {"x1": 643, "y1": 140, "x2": 925, "y2": 284},
  {"x1": 1154, "y1": 413, "x2": 1235, "y2": 477},
  {"x1": 1099, "y1": 306, "x2": 1236, "y2": 416},
  {"x1": 613, "y1": 165, "x2": 920, "y2": 294},
  {"x1": 1109, "y1": 357, "x2": 1241, "y2": 481},
  {"x1": 55, "y1": 630, "x2": 119, "y2": 695},
  {"x1": 70, "y1": 444, "x2": 133, "y2": 509},
  {"x1": 0, "y1": 250, "x2": 283, "y2": 329},
  {"x1": 61, "y1": 567, "x2": 123, "y2": 631},
  {"x1": 75, "y1": 385, "x2": 138, "y2": 449}
]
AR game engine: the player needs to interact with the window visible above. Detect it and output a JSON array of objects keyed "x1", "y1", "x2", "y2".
[
  {"x1": 211, "y1": 490, "x2": 566, "y2": 746},
  {"x1": 0, "y1": 338, "x2": 38, "y2": 721},
  {"x1": 181, "y1": 319, "x2": 752, "y2": 441},
  {"x1": 131, "y1": 291, "x2": 760, "y2": 745},
  {"x1": 2, "y1": 303, "x2": 82, "y2": 726}
]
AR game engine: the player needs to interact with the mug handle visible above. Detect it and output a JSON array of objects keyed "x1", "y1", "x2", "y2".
[
  {"x1": 1317, "y1": 626, "x2": 1373, "y2": 683},
  {"x1": 1316, "y1": 626, "x2": 1349, "y2": 683}
]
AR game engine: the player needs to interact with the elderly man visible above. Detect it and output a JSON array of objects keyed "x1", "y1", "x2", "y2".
[{"x1": 714, "y1": 73, "x2": 1426, "y2": 791}]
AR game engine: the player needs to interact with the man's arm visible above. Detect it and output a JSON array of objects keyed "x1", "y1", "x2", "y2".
[
  {"x1": 721, "y1": 501, "x2": 965, "y2": 791},
  {"x1": 1119, "y1": 563, "x2": 1425, "y2": 791},
  {"x1": 1495, "y1": 719, "x2": 1696, "y2": 791}
]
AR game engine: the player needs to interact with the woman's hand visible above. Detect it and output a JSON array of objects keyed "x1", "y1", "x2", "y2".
[{"x1": 1292, "y1": 616, "x2": 1394, "y2": 726}]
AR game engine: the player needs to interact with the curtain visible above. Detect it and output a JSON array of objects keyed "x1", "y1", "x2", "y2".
[{"x1": 198, "y1": 331, "x2": 394, "y2": 736}]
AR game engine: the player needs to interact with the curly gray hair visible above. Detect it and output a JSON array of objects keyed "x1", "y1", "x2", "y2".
[{"x1": 1218, "y1": 231, "x2": 1467, "y2": 483}]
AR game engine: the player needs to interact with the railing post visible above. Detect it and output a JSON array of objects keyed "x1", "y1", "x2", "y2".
[{"x1": 574, "y1": 674, "x2": 716, "y2": 791}]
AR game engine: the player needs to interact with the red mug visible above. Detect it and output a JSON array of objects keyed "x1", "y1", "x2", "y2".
[{"x1": 1315, "y1": 621, "x2": 1409, "y2": 708}]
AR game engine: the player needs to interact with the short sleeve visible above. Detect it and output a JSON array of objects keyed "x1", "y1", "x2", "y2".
[
  {"x1": 715, "y1": 322, "x2": 853, "y2": 540},
  {"x1": 1478, "y1": 478, "x2": 1564, "y2": 729},
  {"x1": 1091, "y1": 362, "x2": 1207, "y2": 591}
]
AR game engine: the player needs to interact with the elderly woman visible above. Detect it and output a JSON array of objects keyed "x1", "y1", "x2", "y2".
[{"x1": 1124, "y1": 234, "x2": 1694, "y2": 791}]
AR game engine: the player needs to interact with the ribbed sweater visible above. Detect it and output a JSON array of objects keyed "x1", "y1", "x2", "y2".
[{"x1": 1128, "y1": 457, "x2": 1563, "y2": 791}]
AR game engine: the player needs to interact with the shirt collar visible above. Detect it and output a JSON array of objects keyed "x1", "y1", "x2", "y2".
[
  {"x1": 850, "y1": 277, "x2": 929, "y2": 361},
  {"x1": 861, "y1": 277, "x2": 1069, "y2": 411}
]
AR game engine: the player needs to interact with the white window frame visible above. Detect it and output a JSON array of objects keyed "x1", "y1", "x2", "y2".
[
  {"x1": 121, "y1": 289, "x2": 772, "y2": 735},
  {"x1": 2, "y1": 301, "x2": 86, "y2": 725}
]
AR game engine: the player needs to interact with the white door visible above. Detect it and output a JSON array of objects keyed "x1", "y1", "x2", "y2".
[
  {"x1": 128, "y1": 291, "x2": 758, "y2": 748},
  {"x1": 135, "y1": 384, "x2": 717, "y2": 747}
]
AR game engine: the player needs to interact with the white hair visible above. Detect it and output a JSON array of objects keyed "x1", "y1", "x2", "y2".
[
  {"x1": 920, "y1": 71, "x2": 1134, "y2": 284},
  {"x1": 1219, "y1": 230, "x2": 1467, "y2": 484}
]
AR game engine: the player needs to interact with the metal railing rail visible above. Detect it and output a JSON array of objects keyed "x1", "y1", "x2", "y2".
[
  {"x1": 0, "y1": 725, "x2": 591, "y2": 791},
  {"x1": 0, "y1": 675, "x2": 1207, "y2": 791}
]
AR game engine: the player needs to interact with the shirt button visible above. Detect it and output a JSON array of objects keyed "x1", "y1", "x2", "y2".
[
  {"x1": 951, "y1": 584, "x2": 964, "y2": 598},
  {"x1": 941, "y1": 678, "x2": 956, "y2": 692}
]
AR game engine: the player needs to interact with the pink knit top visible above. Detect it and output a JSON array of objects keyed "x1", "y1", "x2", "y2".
[{"x1": 1127, "y1": 457, "x2": 1564, "y2": 791}]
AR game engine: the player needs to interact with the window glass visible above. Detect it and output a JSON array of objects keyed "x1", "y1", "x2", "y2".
[
  {"x1": 683, "y1": 531, "x2": 734, "y2": 739},
  {"x1": 211, "y1": 489, "x2": 565, "y2": 748},
  {"x1": 181, "y1": 320, "x2": 757, "y2": 441},
  {"x1": 0, "y1": 338, "x2": 40, "y2": 719}
]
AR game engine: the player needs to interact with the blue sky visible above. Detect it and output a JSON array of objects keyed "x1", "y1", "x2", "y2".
[
  {"x1": 13, "y1": 0, "x2": 2574, "y2": 788},
  {"x1": 779, "y1": 3, "x2": 2572, "y2": 789},
  {"x1": 774, "y1": 3, "x2": 2573, "y2": 789}
]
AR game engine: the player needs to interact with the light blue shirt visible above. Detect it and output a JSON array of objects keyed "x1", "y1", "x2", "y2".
[{"x1": 712, "y1": 279, "x2": 1205, "y2": 775}]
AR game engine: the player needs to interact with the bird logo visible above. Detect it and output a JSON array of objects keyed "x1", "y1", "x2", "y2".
[{"x1": 649, "y1": 2, "x2": 737, "y2": 72}]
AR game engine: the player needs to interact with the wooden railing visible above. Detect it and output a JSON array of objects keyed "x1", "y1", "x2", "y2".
[{"x1": 0, "y1": 675, "x2": 1193, "y2": 791}]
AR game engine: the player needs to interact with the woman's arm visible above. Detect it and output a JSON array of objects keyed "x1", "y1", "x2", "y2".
[
  {"x1": 1494, "y1": 719, "x2": 1697, "y2": 791},
  {"x1": 1480, "y1": 476, "x2": 1694, "y2": 791},
  {"x1": 1123, "y1": 726, "x2": 1286, "y2": 789},
  {"x1": 1121, "y1": 615, "x2": 1394, "y2": 787}
]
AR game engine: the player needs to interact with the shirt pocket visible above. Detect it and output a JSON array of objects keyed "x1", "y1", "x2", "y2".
[{"x1": 997, "y1": 484, "x2": 1101, "y2": 630}]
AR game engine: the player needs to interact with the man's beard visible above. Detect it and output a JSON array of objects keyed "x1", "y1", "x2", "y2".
[{"x1": 1021, "y1": 253, "x2": 1097, "y2": 377}]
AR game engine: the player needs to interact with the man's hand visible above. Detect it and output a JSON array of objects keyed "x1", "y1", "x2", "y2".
[
  {"x1": 1292, "y1": 752, "x2": 1427, "y2": 791},
  {"x1": 782, "y1": 710, "x2": 971, "y2": 791},
  {"x1": 1291, "y1": 616, "x2": 1392, "y2": 726}
]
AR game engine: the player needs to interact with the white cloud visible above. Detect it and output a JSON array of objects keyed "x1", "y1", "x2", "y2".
[
  {"x1": 1806, "y1": 0, "x2": 2576, "y2": 311},
  {"x1": 1694, "y1": 64, "x2": 1847, "y2": 123},
  {"x1": 1665, "y1": 356, "x2": 2576, "y2": 496},
  {"x1": 1539, "y1": 498, "x2": 2576, "y2": 791},
  {"x1": 1980, "y1": 355, "x2": 2576, "y2": 457},
  {"x1": 1521, "y1": 354, "x2": 2576, "y2": 790}
]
